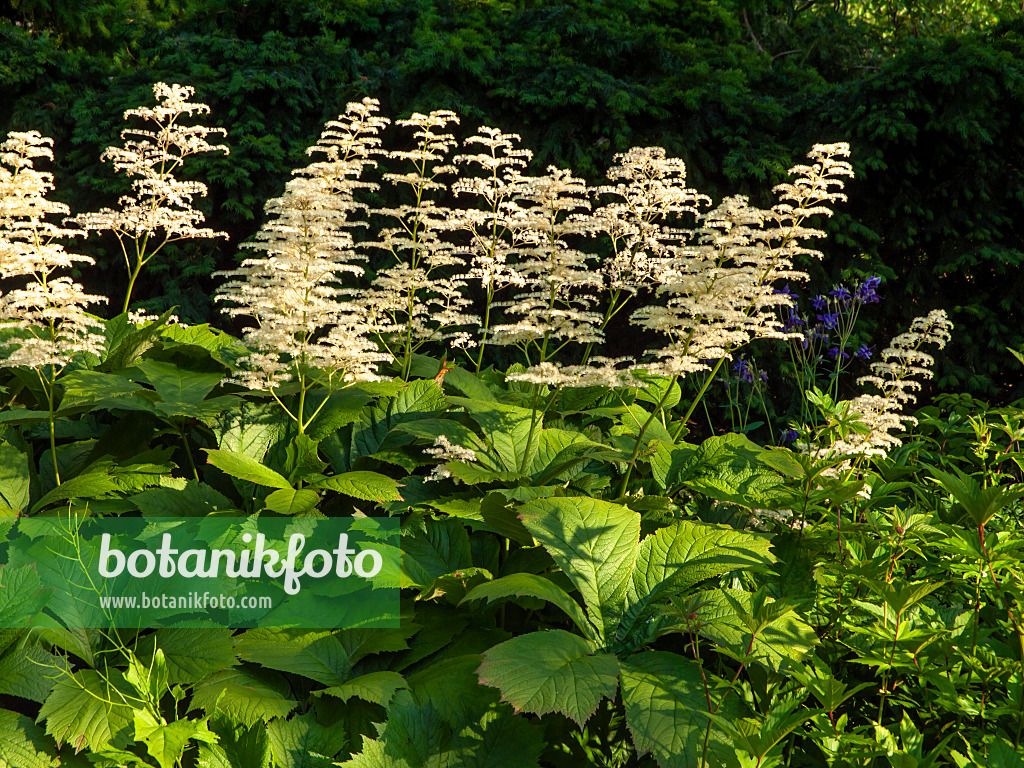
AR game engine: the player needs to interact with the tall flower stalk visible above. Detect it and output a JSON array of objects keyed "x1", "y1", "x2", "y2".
[
  {"x1": 365, "y1": 110, "x2": 478, "y2": 380},
  {"x1": 0, "y1": 131, "x2": 106, "y2": 484},
  {"x1": 215, "y1": 99, "x2": 389, "y2": 433},
  {"x1": 451, "y1": 127, "x2": 532, "y2": 372},
  {"x1": 75, "y1": 83, "x2": 229, "y2": 313}
]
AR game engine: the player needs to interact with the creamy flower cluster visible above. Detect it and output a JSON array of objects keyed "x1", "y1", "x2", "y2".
[
  {"x1": 828, "y1": 309, "x2": 953, "y2": 458},
  {"x1": 0, "y1": 131, "x2": 105, "y2": 368},
  {"x1": 74, "y1": 83, "x2": 229, "y2": 309},
  {"x1": 215, "y1": 99, "x2": 390, "y2": 390}
]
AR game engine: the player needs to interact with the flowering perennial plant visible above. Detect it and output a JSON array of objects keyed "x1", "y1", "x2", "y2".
[
  {"x1": 215, "y1": 99, "x2": 390, "y2": 430},
  {"x1": 831, "y1": 308, "x2": 953, "y2": 458},
  {"x1": 7, "y1": 88, "x2": 1015, "y2": 768},
  {"x1": 0, "y1": 132, "x2": 106, "y2": 370},
  {"x1": 364, "y1": 110, "x2": 479, "y2": 379},
  {"x1": 74, "y1": 83, "x2": 229, "y2": 313}
]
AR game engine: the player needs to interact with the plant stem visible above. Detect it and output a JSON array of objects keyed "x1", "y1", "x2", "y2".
[{"x1": 617, "y1": 376, "x2": 677, "y2": 496}]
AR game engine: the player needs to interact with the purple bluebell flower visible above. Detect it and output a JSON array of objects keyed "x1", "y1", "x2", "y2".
[
  {"x1": 774, "y1": 283, "x2": 799, "y2": 300},
  {"x1": 817, "y1": 311, "x2": 840, "y2": 330},
  {"x1": 827, "y1": 345, "x2": 849, "y2": 360},
  {"x1": 811, "y1": 295, "x2": 828, "y2": 311},
  {"x1": 732, "y1": 359, "x2": 754, "y2": 384},
  {"x1": 856, "y1": 276, "x2": 881, "y2": 304},
  {"x1": 780, "y1": 428, "x2": 799, "y2": 443},
  {"x1": 829, "y1": 284, "x2": 851, "y2": 303},
  {"x1": 759, "y1": 371, "x2": 768, "y2": 383},
  {"x1": 856, "y1": 344, "x2": 874, "y2": 360}
]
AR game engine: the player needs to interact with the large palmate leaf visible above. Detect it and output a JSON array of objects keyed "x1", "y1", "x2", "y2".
[
  {"x1": 0, "y1": 565, "x2": 51, "y2": 629},
  {"x1": 0, "y1": 643, "x2": 59, "y2": 703},
  {"x1": 135, "y1": 358, "x2": 224, "y2": 406},
  {"x1": 134, "y1": 710, "x2": 217, "y2": 768},
  {"x1": 0, "y1": 441, "x2": 30, "y2": 513},
  {"x1": 401, "y1": 518, "x2": 473, "y2": 589},
  {"x1": 340, "y1": 654, "x2": 542, "y2": 768},
  {"x1": 99, "y1": 308, "x2": 176, "y2": 372},
  {"x1": 518, "y1": 497, "x2": 639, "y2": 639},
  {"x1": 191, "y1": 667, "x2": 297, "y2": 727},
  {"x1": 131, "y1": 481, "x2": 234, "y2": 517},
  {"x1": 524, "y1": 428, "x2": 618, "y2": 485},
  {"x1": 306, "y1": 388, "x2": 373, "y2": 441},
  {"x1": 619, "y1": 651, "x2": 737, "y2": 768},
  {"x1": 198, "y1": 712, "x2": 272, "y2": 768},
  {"x1": 57, "y1": 370, "x2": 147, "y2": 413},
  {"x1": 617, "y1": 521, "x2": 775, "y2": 643},
  {"x1": 38, "y1": 669, "x2": 134, "y2": 752},
  {"x1": 209, "y1": 400, "x2": 286, "y2": 461},
  {"x1": 477, "y1": 630, "x2": 619, "y2": 727}
]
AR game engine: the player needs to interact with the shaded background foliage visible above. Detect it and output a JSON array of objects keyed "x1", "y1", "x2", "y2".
[{"x1": 1, "y1": 0, "x2": 1022, "y2": 397}]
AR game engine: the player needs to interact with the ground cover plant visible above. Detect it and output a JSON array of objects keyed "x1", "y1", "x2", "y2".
[{"x1": 1, "y1": 85, "x2": 1023, "y2": 767}]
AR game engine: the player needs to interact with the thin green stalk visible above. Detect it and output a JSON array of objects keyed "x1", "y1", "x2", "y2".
[
  {"x1": 617, "y1": 376, "x2": 678, "y2": 497},
  {"x1": 675, "y1": 357, "x2": 726, "y2": 440}
]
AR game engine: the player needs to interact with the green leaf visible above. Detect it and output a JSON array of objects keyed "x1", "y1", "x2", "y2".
[
  {"x1": 204, "y1": 448, "x2": 292, "y2": 489},
  {"x1": 477, "y1": 630, "x2": 619, "y2": 727},
  {"x1": 135, "y1": 358, "x2": 225, "y2": 405},
  {"x1": 618, "y1": 521, "x2": 775, "y2": 643},
  {"x1": 0, "y1": 442, "x2": 30, "y2": 513},
  {"x1": 447, "y1": 397, "x2": 539, "y2": 473},
  {"x1": 928, "y1": 465, "x2": 1024, "y2": 527},
  {"x1": 138, "y1": 627, "x2": 239, "y2": 685},
  {"x1": 0, "y1": 643, "x2": 59, "y2": 702},
  {"x1": 268, "y1": 712, "x2": 348, "y2": 768},
  {"x1": 0, "y1": 708, "x2": 60, "y2": 767},
  {"x1": 236, "y1": 629, "x2": 349, "y2": 686},
  {"x1": 100, "y1": 309, "x2": 176, "y2": 372},
  {"x1": 191, "y1": 668, "x2": 297, "y2": 727},
  {"x1": 265, "y1": 488, "x2": 321, "y2": 515},
  {"x1": 58, "y1": 370, "x2": 144, "y2": 411},
  {"x1": 519, "y1": 497, "x2": 639, "y2": 639},
  {"x1": 620, "y1": 651, "x2": 734, "y2": 768},
  {"x1": 680, "y1": 434, "x2": 784, "y2": 507},
  {"x1": 315, "y1": 671, "x2": 408, "y2": 707},
  {"x1": 131, "y1": 481, "x2": 234, "y2": 517},
  {"x1": 29, "y1": 468, "x2": 121, "y2": 513},
  {"x1": 691, "y1": 589, "x2": 818, "y2": 673},
  {"x1": 350, "y1": 380, "x2": 446, "y2": 463},
  {"x1": 449, "y1": 705, "x2": 543, "y2": 768},
  {"x1": 461, "y1": 573, "x2": 597, "y2": 640},
  {"x1": 134, "y1": 710, "x2": 217, "y2": 768},
  {"x1": 401, "y1": 519, "x2": 473, "y2": 589},
  {"x1": 199, "y1": 712, "x2": 271, "y2": 768},
  {"x1": 637, "y1": 521, "x2": 774, "y2": 596},
  {"x1": 313, "y1": 471, "x2": 403, "y2": 503},
  {"x1": 0, "y1": 565, "x2": 52, "y2": 629},
  {"x1": 209, "y1": 400, "x2": 287, "y2": 461},
  {"x1": 306, "y1": 388, "x2": 373, "y2": 441},
  {"x1": 38, "y1": 669, "x2": 134, "y2": 752}
]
